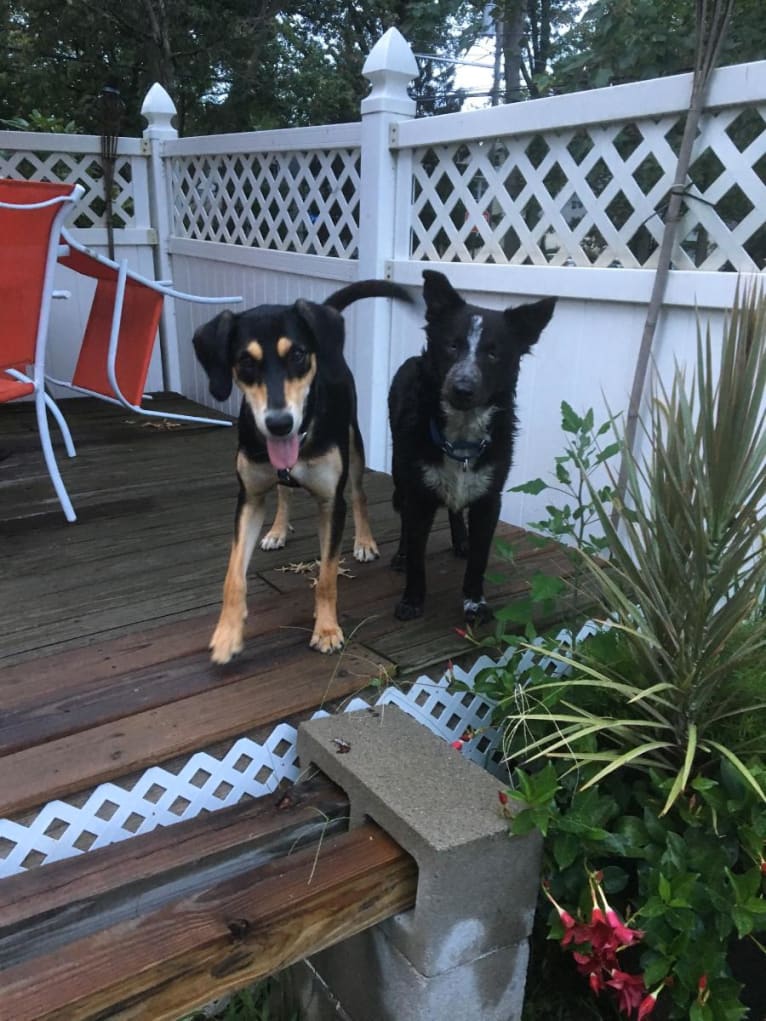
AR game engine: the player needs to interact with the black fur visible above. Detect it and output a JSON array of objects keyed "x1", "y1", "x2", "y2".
[
  {"x1": 389, "y1": 269, "x2": 556, "y2": 624},
  {"x1": 193, "y1": 280, "x2": 410, "y2": 471},
  {"x1": 192, "y1": 279, "x2": 412, "y2": 661}
]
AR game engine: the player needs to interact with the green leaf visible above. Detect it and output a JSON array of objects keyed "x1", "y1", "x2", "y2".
[
  {"x1": 690, "y1": 1003, "x2": 713, "y2": 1021},
  {"x1": 595, "y1": 441, "x2": 622, "y2": 464},
  {"x1": 552, "y1": 831, "x2": 580, "y2": 870},
  {"x1": 642, "y1": 955, "x2": 672, "y2": 987},
  {"x1": 510, "y1": 477, "x2": 547, "y2": 495},
  {"x1": 732, "y1": 905, "x2": 755, "y2": 937},
  {"x1": 560, "y1": 401, "x2": 582, "y2": 433},
  {"x1": 661, "y1": 722, "x2": 698, "y2": 814},
  {"x1": 707, "y1": 741, "x2": 766, "y2": 802},
  {"x1": 530, "y1": 572, "x2": 566, "y2": 603}
]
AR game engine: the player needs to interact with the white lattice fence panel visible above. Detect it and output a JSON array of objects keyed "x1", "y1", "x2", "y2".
[
  {"x1": 0, "y1": 145, "x2": 142, "y2": 231},
  {"x1": 409, "y1": 104, "x2": 766, "y2": 272},
  {"x1": 171, "y1": 149, "x2": 361, "y2": 258},
  {"x1": 0, "y1": 622, "x2": 599, "y2": 879}
]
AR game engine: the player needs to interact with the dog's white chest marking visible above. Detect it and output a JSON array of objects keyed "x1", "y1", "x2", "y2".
[
  {"x1": 421, "y1": 404, "x2": 495, "y2": 512},
  {"x1": 422, "y1": 460, "x2": 494, "y2": 511}
]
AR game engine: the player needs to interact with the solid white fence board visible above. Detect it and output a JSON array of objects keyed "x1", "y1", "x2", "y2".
[
  {"x1": 164, "y1": 122, "x2": 361, "y2": 156},
  {"x1": 392, "y1": 60, "x2": 766, "y2": 149},
  {"x1": 169, "y1": 250, "x2": 361, "y2": 421},
  {"x1": 0, "y1": 130, "x2": 145, "y2": 155},
  {"x1": 387, "y1": 259, "x2": 746, "y2": 309}
]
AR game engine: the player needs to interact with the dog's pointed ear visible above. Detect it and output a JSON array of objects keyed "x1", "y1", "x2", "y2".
[
  {"x1": 294, "y1": 299, "x2": 346, "y2": 373},
  {"x1": 192, "y1": 310, "x2": 237, "y2": 401},
  {"x1": 505, "y1": 297, "x2": 556, "y2": 353},
  {"x1": 423, "y1": 270, "x2": 465, "y2": 320}
]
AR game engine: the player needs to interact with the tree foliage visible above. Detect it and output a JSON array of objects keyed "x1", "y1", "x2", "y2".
[
  {"x1": 1, "y1": 0, "x2": 480, "y2": 134},
  {"x1": 552, "y1": 0, "x2": 766, "y2": 92}
]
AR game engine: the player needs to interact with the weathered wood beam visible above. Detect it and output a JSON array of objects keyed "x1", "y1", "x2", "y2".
[
  {"x1": 1, "y1": 822, "x2": 417, "y2": 1021},
  {"x1": 0, "y1": 774, "x2": 349, "y2": 966}
]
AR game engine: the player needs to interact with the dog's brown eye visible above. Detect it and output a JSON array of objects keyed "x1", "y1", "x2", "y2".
[
  {"x1": 237, "y1": 355, "x2": 261, "y2": 384},
  {"x1": 289, "y1": 347, "x2": 309, "y2": 372}
]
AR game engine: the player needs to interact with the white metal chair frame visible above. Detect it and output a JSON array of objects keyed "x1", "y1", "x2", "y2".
[
  {"x1": 0, "y1": 185, "x2": 86, "y2": 523},
  {"x1": 48, "y1": 227, "x2": 242, "y2": 428}
]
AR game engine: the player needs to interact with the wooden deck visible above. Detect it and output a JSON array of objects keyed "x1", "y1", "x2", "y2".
[{"x1": 0, "y1": 394, "x2": 574, "y2": 830}]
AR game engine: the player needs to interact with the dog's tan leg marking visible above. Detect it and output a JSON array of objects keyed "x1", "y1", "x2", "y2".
[
  {"x1": 260, "y1": 486, "x2": 291, "y2": 550},
  {"x1": 349, "y1": 425, "x2": 379, "y2": 563},
  {"x1": 311, "y1": 547, "x2": 343, "y2": 653},
  {"x1": 298, "y1": 448, "x2": 345, "y2": 653},
  {"x1": 210, "y1": 455, "x2": 272, "y2": 665}
]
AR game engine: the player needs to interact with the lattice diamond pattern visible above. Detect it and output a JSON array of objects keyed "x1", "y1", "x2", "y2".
[
  {"x1": 171, "y1": 149, "x2": 361, "y2": 257},
  {"x1": 409, "y1": 105, "x2": 766, "y2": 271},
  {"x1": 0, "y1": 149, "x2": 138, "y2": 229},
  {"x1": 0, "y1": 622, "x2": 598, "y2": 878}
]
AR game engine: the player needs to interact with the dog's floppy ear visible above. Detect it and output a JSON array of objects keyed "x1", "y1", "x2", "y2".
[
  {"x1": 505, "y1": 296, "x2": 556, "y2": 353},
  {"x1": 295, "y1": 299, "x2": 347, "y2": 376},
  {"x1": 423, "y1": 270, "x2": 465, "y2": 320},
  {"x1": 192, "y1": 310, "x2": 237, "y2": 401}
]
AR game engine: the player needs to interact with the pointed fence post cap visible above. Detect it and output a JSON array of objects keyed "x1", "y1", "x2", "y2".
[
  {"x1": 362, "y1": 27, "x2": 418, "y2": 116},
  {"x1": 141, "y1": 83, "x2": 178, "y2": 137}
]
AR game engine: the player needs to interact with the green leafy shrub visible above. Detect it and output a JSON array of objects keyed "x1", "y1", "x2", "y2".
[{"x1": 490, "y1": 287, "x2": 766, "y2": 1019}]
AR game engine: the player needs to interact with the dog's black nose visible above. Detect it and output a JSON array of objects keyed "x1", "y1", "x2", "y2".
[
  {"x1": 450, "y1": 380, "x2": 476, "y2": 406},
  {"x1": 265, "y1": 410, "x2": 294, "y2": 436}
]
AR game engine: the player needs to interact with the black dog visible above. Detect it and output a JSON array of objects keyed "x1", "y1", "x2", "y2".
[
  {"x1": 388, "y1": 270, "x2": 555, "y2": 624},
  {"x1": 193, "y1": 280, "x2": 411, "y2": 663}
]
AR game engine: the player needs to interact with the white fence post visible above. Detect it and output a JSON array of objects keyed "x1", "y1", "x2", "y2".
[
  {"x1": 141, "y1": 83, "x2": 182, "y2": 393},
  {"x1": 357, "y1": 28, "x2": 418, "y2": 470}
]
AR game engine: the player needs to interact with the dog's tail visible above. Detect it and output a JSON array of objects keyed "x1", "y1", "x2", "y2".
[{"x1": 324, "y1": 279, "x2": 412, "y2": 312}]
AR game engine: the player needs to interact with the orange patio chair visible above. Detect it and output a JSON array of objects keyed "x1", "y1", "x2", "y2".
[
  {"x1": 0, "y1": 179, "x2": 85, "y2": 523},
  {"x1": 49, "y1": 230, "x2": 241, "y2": 428}
]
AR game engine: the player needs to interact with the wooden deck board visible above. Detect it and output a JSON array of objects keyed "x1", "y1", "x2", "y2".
[
  {"x1": 1, "y1": 822, "x2": 417, "y2": 1021},
  {"x1": 1, "y1": 395, "x2": 576, "y2": 826}
]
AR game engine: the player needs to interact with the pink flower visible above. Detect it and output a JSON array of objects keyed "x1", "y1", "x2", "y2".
[
  {"x1": 454, "y1": 626, "x2": 467, "y2": 638},
  {"x1": 596, "y1": 880, "x2": 645, "y2": 947},
  {"x1": 606, "y1": 969, "x2": 647, "y2": 1017},
  {"x1": 637, "y1": 991, "x2": 657, "y2": 1019},
  {"x1": 541, "y1": 883, "x2": 577, "y2": 931},
  {"x1": 450, "y1": 739, "x2": 464, "y2": 750},
  {"x1": 697, "y1": 974, "x2": 709, "y2": 1006}
]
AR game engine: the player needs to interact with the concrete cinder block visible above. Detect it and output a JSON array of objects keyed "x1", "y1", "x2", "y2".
[
  {"x1": 297, "y1": 706, "x2": 541, "y2": 978},
  {"x1": 307, "y1": 924, "x2": 530, "y2": 1021}
]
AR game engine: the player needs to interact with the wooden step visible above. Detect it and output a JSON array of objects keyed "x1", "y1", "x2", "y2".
[{"x1": 0, "y1": 774, "x2": 417, "y2": 1021}]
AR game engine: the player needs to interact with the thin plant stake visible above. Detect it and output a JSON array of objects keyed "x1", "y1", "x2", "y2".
[
  {"x1": 613, "y1": 0, "x2": 733, "y2": 524},
  {"x1": 99, "y1": 84, "x2": 123, "y2": 260}
]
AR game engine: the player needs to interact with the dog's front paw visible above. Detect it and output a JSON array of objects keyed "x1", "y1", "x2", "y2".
[
  {"x1": 310, "y1": 624, "x2": 345, "y2": 654},
  {"x1": 463, "y1": 597, "x2": 492, "y2": 625},
  {"x1": 209, "y1": 619, "x2": 244, "y2": 664},
  {"x1": 353, "y1": 539, "x2": 379, "y2": 563},
  {"x1": 395, "y1": 598, "x2": 423, "y2": 621},
  {"x1": 260, "y1": 529, "x2": 288, "y2": 551}
]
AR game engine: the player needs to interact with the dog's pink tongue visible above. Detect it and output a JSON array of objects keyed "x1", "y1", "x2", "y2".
[{"x1": 266, "y1": 435, "x2": 300, "y2": 471}]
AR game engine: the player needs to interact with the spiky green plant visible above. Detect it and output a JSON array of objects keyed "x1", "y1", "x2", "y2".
[{"x1": 502, "y1": 284, "x2": 766, "y2": 812}]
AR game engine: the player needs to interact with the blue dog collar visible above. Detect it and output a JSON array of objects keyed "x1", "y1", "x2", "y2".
[{"x1": 429, "y1": 419, "x2": 489, "y2": 471}]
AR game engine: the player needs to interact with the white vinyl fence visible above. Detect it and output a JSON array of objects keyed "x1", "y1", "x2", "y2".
[{"x1": 2, "y1": 28, "x2": 765, "y2": 525}]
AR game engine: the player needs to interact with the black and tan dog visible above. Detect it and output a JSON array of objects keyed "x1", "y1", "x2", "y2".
[
  {"x1": 389, "y1": 270, "x2": 556, "y2": 624},
  {"x1": 193, "y1": 280, "x2": 411, "y2": 663}
]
